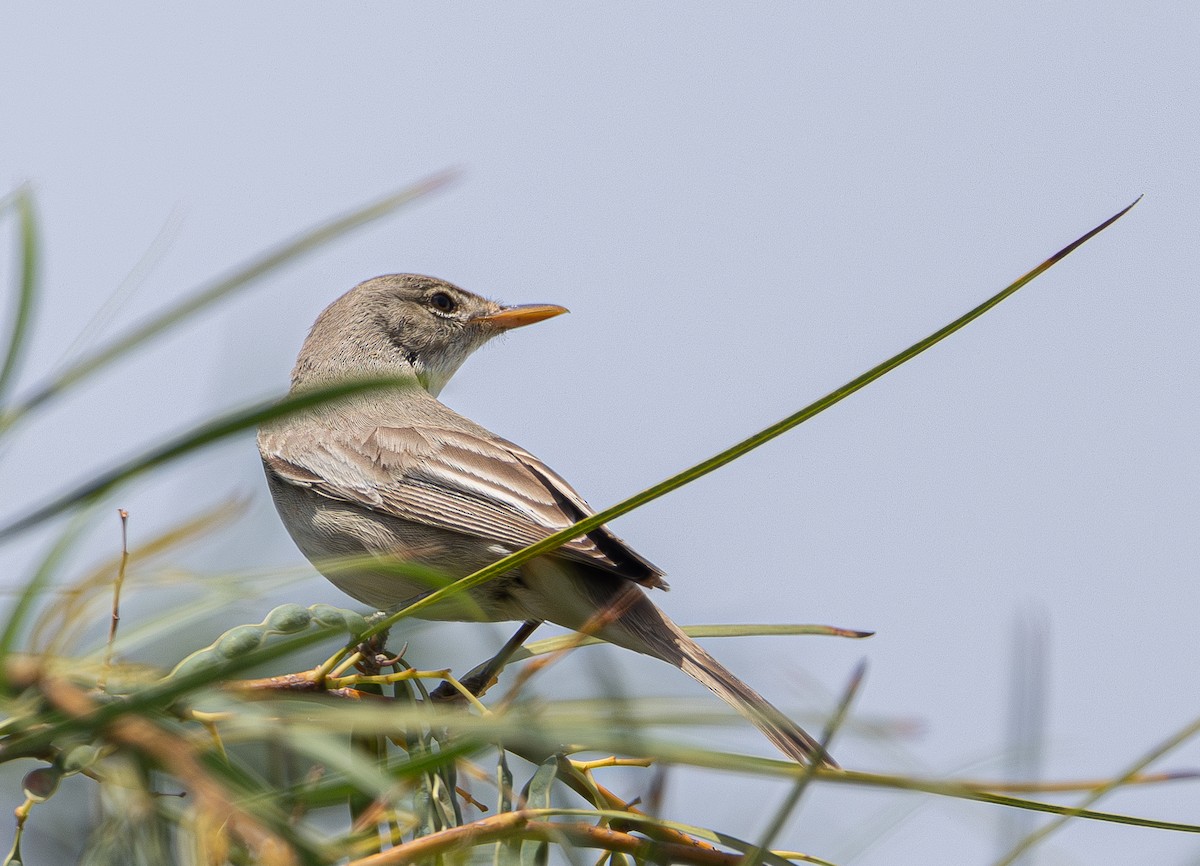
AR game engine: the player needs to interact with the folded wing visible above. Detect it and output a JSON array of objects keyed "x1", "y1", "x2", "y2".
[{"x1": 262, "y1": 424, "x2": 666, "y2": 589}]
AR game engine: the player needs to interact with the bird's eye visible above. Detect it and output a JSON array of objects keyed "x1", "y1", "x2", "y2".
[{"x1": 429, "y1": 292, "x2": 457, "y2": 314}]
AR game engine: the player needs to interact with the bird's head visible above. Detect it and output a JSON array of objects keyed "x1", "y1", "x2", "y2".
[{"x1": 291, "y1": 274, "x2": 568, "y2": 396}]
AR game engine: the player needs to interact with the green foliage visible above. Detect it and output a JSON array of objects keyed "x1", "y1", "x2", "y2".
[{"x1": 0, "y1": 184, "x2": 1190, "y2": 866}]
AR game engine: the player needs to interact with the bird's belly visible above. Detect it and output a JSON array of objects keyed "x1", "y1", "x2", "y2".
[{"x1": 268, "y1": 480, "x2": 525, "y2": 621}]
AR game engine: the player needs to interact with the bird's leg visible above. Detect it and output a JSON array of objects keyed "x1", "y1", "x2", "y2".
[{"x1": 429, "y1": 620, "x2": 541, "y2": 702}]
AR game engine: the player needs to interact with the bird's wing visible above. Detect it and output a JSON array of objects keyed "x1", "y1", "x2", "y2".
[{"x1": 262, "y1": 423, "x2": 666, "y2": 587}]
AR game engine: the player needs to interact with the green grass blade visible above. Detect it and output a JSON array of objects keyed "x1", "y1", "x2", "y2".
[
  {"x1": 993, "y1": 712, "x2": 1200, "y2": 864},
  {"x1": 0, "y1": 170, "x2": 456, "y2": 434},
  {"x1": 0, "y1": 376, "x2": 411, "y2": 540},
  {"x1": 513, "y1": 623, "x2": 872, "y2": 662},
  {"x1": 364, "y1": 200, "x2": 1141, "y2": 639},
  {"x1": 0, "y1": 186, "x2": 39, "y2": 405}
]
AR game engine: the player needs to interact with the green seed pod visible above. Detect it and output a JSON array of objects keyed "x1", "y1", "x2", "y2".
[
  {"x1": 265, "y1": 603, "x2": 312, "y2": 634},
  {"x1": 339, "y1": 610, "x2": 369, "y2": 634},
  {"x1": 307, "y1": 603, "x2": 345, "y2": 628},
  {"x1": 215, "y1": 625, "x2": 265, "y2": 659}
]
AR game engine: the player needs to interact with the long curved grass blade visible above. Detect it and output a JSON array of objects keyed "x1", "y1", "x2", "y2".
[
  {"x1": 0, "y1": 187, "x2": 39, "y2": 406},
  {"x1": 0, "y1": 376, "x2": 410, "y2": 540},
  {"x1": 362, "y1": 199, "x2": 1141, "y2": 641},
  {"x1": 0, "y1": 170, "x2": 456, "y2": 435}
]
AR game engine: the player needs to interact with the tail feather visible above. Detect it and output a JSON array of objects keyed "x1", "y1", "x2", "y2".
[
  {"x1": 674, "y1": 626, "x2": 834, "y2": 767},
  {"x1": 592, "y1": 583, "x2": 836, "y2": 768}
]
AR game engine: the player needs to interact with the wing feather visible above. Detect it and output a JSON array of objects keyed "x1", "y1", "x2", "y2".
[{"x1": 262, "y1": 423, "x2": 666, "y2": 587}]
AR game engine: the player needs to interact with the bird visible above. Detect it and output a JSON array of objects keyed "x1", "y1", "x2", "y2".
[{"x1": 257, "y1": 274, "x2": 832, "y2": 766}]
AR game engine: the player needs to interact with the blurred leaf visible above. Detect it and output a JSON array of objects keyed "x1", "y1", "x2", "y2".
[
  {"x1": 279, "y1": 727, "x2": 399, "y2": 802},
  {"x1": 521, "y1": 758, "x2": 560, "y2": 866},
  {"x1": 198, "y1": 698, "x2": 1200, "y2": 835},
  {"x1": 272, "y1": 740, "x2": 475, "y2": 811},
  {"x1": 495, "y1": 751, "x2": 519, "y2": 866}
]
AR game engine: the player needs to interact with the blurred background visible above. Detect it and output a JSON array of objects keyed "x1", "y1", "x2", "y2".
[{"x1": 1, "y1": 4, "x2": 1197, "y2": 864}]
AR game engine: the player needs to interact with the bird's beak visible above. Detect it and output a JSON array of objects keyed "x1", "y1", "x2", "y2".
[{"x1": 474, "y1": 303, "x2": 569, "y2": 330}]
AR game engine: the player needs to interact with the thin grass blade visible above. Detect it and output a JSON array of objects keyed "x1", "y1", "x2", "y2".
[
  {"x1": 0, "y1": 170, "x2": 456, "y2": 433},
  {"x1": 0, "y1": 187, "x2": 39, "y2": 405},
  {"x1": 0, "y1": 506, "x2": 96, "y2": 672}
]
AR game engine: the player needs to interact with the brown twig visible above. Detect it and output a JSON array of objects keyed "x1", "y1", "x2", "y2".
[
  {"x1": 228, "y1": 670, "x2": 378, "y2": 701},
  {"x1": 97, "y1": 509, "x2": 130, "y2": 692},
  {"x1": 571, "y1": 766, "x2": 720, "y2": 853},
  {"x1": 343, "y1": 810, "x2": 784, "y2": 866}
]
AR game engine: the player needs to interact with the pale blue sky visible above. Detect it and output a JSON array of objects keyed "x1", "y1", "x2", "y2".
[{"x1": 2, "y1": 5, "x2": 1198, "y2": 863}]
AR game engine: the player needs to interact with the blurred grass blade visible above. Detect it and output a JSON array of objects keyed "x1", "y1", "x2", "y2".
[
  {"x1": 0, "y1": 169, "x2": 456, "y2": 434},
  {"x1": 0, "y1": 507, "x2": 95, "y2": 671},
  {"x1": 279, "y1": 728, "x2": 400, "y2": 800},
  {"x1": 0, "y1": 376, "x2": 409, "y2": 540},
  {"x1": 57, "y1": 206, "x2": 184, "y2": 366},
  {"x1": 744, "y1": 662, "x2": 866, "y2": 866},
  {"x1": 0, "y1": 186, "x2": 39, "y2": 405},
  {"x1": 996, "y1": 608, "x2": 1048, "y2": 861},
  {"x1": 367, "y1": 199, "x2": 1141, "y2": 636}
]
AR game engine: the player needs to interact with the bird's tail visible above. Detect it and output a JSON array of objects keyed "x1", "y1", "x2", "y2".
[{"x1": 590, "y1": 582, "x2": 836, "y2": 768}]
